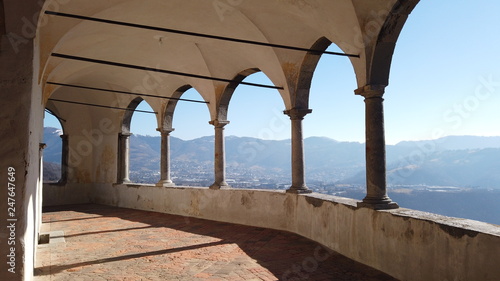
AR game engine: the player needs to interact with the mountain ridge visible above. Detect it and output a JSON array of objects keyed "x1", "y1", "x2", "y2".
[{"x1": 43, "y1": 127, "x2": 500, "y2": 188}]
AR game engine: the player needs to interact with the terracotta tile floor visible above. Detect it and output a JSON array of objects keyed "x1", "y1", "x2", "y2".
[{"x1": 34, "y1": 204, "x2": 398, "y2": 281}]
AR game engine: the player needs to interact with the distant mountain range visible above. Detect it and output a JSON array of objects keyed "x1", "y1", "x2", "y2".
[{"x1": 43, "y1": 127, "x2": 500, "y2": 189}]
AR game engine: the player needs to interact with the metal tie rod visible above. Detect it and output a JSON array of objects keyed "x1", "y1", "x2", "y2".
[
  {"x1": 48, "y1": 98, "x2": 158, "y2": 114},
  {"x1": 45, "y1": 11, "x2": 359, "y2": 58},
  {"x1": 47, "y1": 81, "x2": 209, "y2": 104},
  {"x1": 51, "y1": 53, "x2": 283, "y2": 90}
]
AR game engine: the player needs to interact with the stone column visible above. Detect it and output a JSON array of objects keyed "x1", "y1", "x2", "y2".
[
  {"x1": 118, "y1": 132, "x2": 132, "y2": 183},
  {"x1": 209, "y1": 120, "x2": 230, "y2": 189},
  {"x1": 59, "y1": 134, "x2": 69, "y2": 184},
  {"x1": 355, "y1": 85, "x2": 398, "y2": 209},
  {"x1": 284, "y1": 108, "x2": 312, "y2": 194},
  {"x1": 156, "y1": 128, "x2": 175, "y2": 187}
]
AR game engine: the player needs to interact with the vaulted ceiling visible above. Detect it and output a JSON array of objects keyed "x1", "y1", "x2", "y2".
[{"x1": 39, "y1": 0, "x2": 418, "y2": 122}]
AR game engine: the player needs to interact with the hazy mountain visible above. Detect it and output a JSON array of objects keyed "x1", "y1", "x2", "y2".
[
  {"x1": 395, "y1": 135, "x2": 500, "y2": 151},
  {"x1": 43, "y1": 127, "x2": 63, "y2": 163},
  {"x1": 42, "y1": 127, "x2": 500, "y2": 189},
  {"x1": 43, "y1": 161, "x2": 61, "y2": 183},
  {"x1": 129, "y1": 135, "x2": 161, "y2": 172},
  {"x1": 343, "y1": 148, "x2": 500, "y2": 188}
]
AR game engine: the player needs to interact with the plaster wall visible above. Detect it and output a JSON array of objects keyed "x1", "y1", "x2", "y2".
[
  {"x1": 42, "y1": 183, "x2": 92, "y2": 207},
  {"x1": 64, "y1": 133, "x2": 118, "y2": 185},
  {"x1": 0, "y1": 1, "x2": 44, "y2": 280},
  {"x1": 79, "y1": 184, "x2": 500, "y2": 281}
]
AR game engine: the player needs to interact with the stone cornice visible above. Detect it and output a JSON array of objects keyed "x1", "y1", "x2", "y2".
[
  {"x1": 355, "y1": 85, "x2": 386, "y2": 99},
  {"x1": 283, "y1": 108, "x2": 312, "y2": 120},
  {"x1": 156, "y1": 128, "x2": 175, "y2": 134},
  {"x1": 209, "y1": 120, "x2": 230, "y2": 128}
]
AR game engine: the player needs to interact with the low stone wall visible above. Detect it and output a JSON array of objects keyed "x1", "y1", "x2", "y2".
[
  {"x1": 42, "y1": 183, "x2": 92, "y2": 207},
  {"x1": 48, "y1": 183, "x2": 500, "y2": 280}
]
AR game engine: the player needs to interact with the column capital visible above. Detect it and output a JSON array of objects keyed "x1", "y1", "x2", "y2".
[
  {"x1": 354, "y1": 84, "x2": 386, "y2": 99},
  {"x1": 156, "y1": 128, "x2": 175, "y2": 134},
  {"x1": 119, "y1": 132, "x2": 132, "y2": 137},
  {"x1": 209, "y1": 120, "x2": 230, "y2": 128},
  {"x1": 283, "y1": 108, "x2": 312, "y2": 120}
]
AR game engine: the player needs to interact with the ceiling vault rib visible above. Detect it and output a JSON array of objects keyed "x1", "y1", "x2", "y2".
[
  {"x1": 51, "y1": 53, "x2": 284, "y2": 90},
  {"x1": 48, "y1": 98, "x2": 158, "y2": 114},
  {"x1": 47, "y1": 82, "x2": 209, "y2": 104},
  {"x1": 45, "y1": 10, "x2": 359, "y2": 58}
]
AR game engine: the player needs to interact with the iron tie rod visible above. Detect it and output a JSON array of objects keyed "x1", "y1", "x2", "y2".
[
  {"x1": 51, "y1": 53, "x2": 284, "y2": 90},
  {"x1": 48, "y1": 98, "x2": 158, "y2": 114},
  {"x1": 47, "y1": 81, "x2": 209, "y2": 104},
  {"x1": 45, "y1": 11, "x2": 359, "y2": 58}
]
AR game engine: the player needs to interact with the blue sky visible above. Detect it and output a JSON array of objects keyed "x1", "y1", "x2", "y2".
[{"x1": 46, "y1": 1, "x2": 500, "y2": 145}]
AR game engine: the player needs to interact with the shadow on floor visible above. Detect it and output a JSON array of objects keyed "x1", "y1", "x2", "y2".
[{"x1": 36, "y1": 204, "x2": 398, "y2": 281}]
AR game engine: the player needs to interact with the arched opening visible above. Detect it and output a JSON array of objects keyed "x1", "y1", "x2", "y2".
[
  {"x1": 170, "y1": 88, "x2": 213, "y2": 186},
  {"x1": 304, "y1": 43, "x2": 361, "y2": 195},
  {"x1": 172, "y1": 88, "x2": 213, "y2": 140},
  {"x1": 225, "y1": 72, "x2": 290, "y2": 189},
  {"x1": 43, "y1": 109, "x2": 65, "y2": 183},
  {"x1": 128, "y1": 99, "x2": 160, "y2": 184}
]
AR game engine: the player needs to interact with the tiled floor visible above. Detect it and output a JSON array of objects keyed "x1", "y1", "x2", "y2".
[{"x1": 35, "y1": 204, "x2": 398, "y2": 281}]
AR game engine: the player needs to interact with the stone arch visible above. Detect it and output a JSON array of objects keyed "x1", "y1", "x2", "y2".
[
  {"x1": 43, "y1": 107, "x2": 68, "y2": 184},
  {"x1": 162, "y1": 85, "x2": 193, "y2": 129},
  {"x1": 118, "y1": 97, "x2": 149, "y2": 183},
  {"x1": 44, "y1": 107, "x2": 66, "y2": 134},
  {"x1": 294, "y1": 37, "x2": 333, "y2": 109},
  {"x1": 218, "y1": 68, "x2": 266, "y2": 121},
  {"x1": 367, "y1": 0, "x2": 420, "y2": 87},
  {"x1": 121, "y1": 97, "x2": 144, "y2": 134}
]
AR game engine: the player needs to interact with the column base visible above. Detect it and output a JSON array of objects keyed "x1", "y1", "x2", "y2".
[
  {"x1": 286, "y1": 186, "x2": 313, "y2": 194},
  {"x1": 357, "y1": 198, "x2": 399, "y2": 210},
  {"x1": 156, "y1": 180, "x2": 176, "y2": 187},
  {"x1": 209, "y1": 182, "x2": 231, "y2": 190}
]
